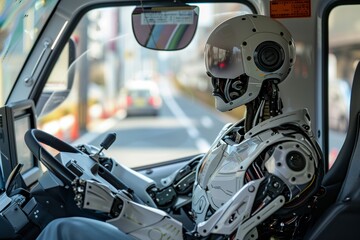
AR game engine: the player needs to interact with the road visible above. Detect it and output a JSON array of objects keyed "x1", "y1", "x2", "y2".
[{"x1": 76, "y1": 81, "x2": 233, "y2": 168}]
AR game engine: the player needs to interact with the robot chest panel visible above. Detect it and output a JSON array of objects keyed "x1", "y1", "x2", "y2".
[{"x1": 199, "y1": 136, "x2": 264, "y2": 209}]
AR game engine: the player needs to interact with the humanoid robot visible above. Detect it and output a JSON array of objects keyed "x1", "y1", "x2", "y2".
[{"x1": 37, "y1": 14, "x2": 324, "y2": 240}]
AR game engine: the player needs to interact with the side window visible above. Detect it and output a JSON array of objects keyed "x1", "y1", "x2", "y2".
[
  {"x1": 0, "y1": 0, "x2": 58, "y2": 105},
  {"x1": 37, "y1": 41, "x2": 74, "y2": 129},
  {"x1": 328, "y1": 5, "x2": 358, "y2": 168}
]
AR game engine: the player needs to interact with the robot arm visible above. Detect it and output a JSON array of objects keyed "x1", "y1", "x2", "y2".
[
  {"x1": 73, "y1": 178, "x2": 185, "y2": 240},
  {"x1": 76, "y1": 143, "x2": 203, "y2": 211},
  {"x1": 195, "y1": 179, "x2": 262, "y2": 236},
  {"x1": 73, "y1": 178, "x2": 127, "y2": 218},
  {"x1": 194, "y1": 178, "x2": 285, "y2": 239}
]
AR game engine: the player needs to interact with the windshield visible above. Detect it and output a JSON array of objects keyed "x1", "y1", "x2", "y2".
[
  {"x1": 0, "y1": 0, "x2": 58, "y2": 105},
  {"x1": 39, "y1": 3, "x2": 253, "y2": 168}
]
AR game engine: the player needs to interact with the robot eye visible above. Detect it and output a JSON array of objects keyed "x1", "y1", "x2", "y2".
[{"x1": 286, "y1": 151, "x2": 306, "y2": 172}]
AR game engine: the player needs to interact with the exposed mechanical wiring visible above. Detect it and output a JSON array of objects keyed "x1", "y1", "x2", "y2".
[{"x1": 253, "y1": 99, "x2": 265, "y2": 127}]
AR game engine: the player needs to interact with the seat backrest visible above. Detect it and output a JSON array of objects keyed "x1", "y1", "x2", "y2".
[
  {"x1": 323, "y1": 61, "x2": 360, "y2": 198},
  {"x1": 305, "y1": 61, "x2": 360, "y2": 239}
]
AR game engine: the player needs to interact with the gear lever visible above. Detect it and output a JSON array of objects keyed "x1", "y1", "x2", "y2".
[
  {"x1": 90, "y1": 133, "x2": 116, "y2": 162},
  {"x1": 90, "y1": 133, "x2": 116, "y2": 174}
]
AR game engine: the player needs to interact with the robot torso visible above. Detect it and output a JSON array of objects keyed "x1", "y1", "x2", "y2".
[{"x1": 191, "y1": 109, "x2": 321, "y2": 224}]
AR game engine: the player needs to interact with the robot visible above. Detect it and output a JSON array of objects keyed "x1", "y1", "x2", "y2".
[{"x1": 38, "y1": 14, "x2": 324, "y2": 240}]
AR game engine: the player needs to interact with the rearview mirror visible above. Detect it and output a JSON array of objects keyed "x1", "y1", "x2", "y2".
[{"x1": 132, "y1": 5, "x2": 199, "y2": 51}]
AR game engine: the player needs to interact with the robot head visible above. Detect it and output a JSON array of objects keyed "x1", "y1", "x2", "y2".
[{"x1": 205, "y1": 14, "x2": 296, "y2": 112}]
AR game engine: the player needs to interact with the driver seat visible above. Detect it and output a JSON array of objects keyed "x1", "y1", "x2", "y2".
[{"x1": 304, "y1": 61, "x2": 360, "y2": 239}]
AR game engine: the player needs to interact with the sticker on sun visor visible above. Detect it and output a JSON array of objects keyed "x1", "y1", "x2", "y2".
[
  {"x1": 270, "y1": 0, "x2": 311, "y2": 18},
  {"x1": 141, "y1": 10, "x2": 194, "y2": 25}
]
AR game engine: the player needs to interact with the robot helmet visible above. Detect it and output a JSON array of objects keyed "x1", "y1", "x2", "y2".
[{"x1": 205, "y1": 14, "x2": 296, "y2": 112}]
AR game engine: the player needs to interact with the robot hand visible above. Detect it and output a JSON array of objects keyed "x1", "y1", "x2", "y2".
[
  {"x1": 148, "y1": 154, "x2": 202, "y2": 211},
  {"x1": 72, "y1": 178, "x2": 130, "y2": 218}
]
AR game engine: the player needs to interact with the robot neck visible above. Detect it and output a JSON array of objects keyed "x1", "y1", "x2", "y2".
[{"x1": 244, "y1": 80, "x2": 283, "y2": 132}]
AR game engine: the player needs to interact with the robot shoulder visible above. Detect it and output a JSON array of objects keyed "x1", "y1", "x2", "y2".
[{"x1": 244, "y1": 109, "x2": 313, "y2": 139}]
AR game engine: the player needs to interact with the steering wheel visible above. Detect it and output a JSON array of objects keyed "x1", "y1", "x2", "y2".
[{"x1": 24, "y1": 129, "x2": 128, "y2": 192}]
